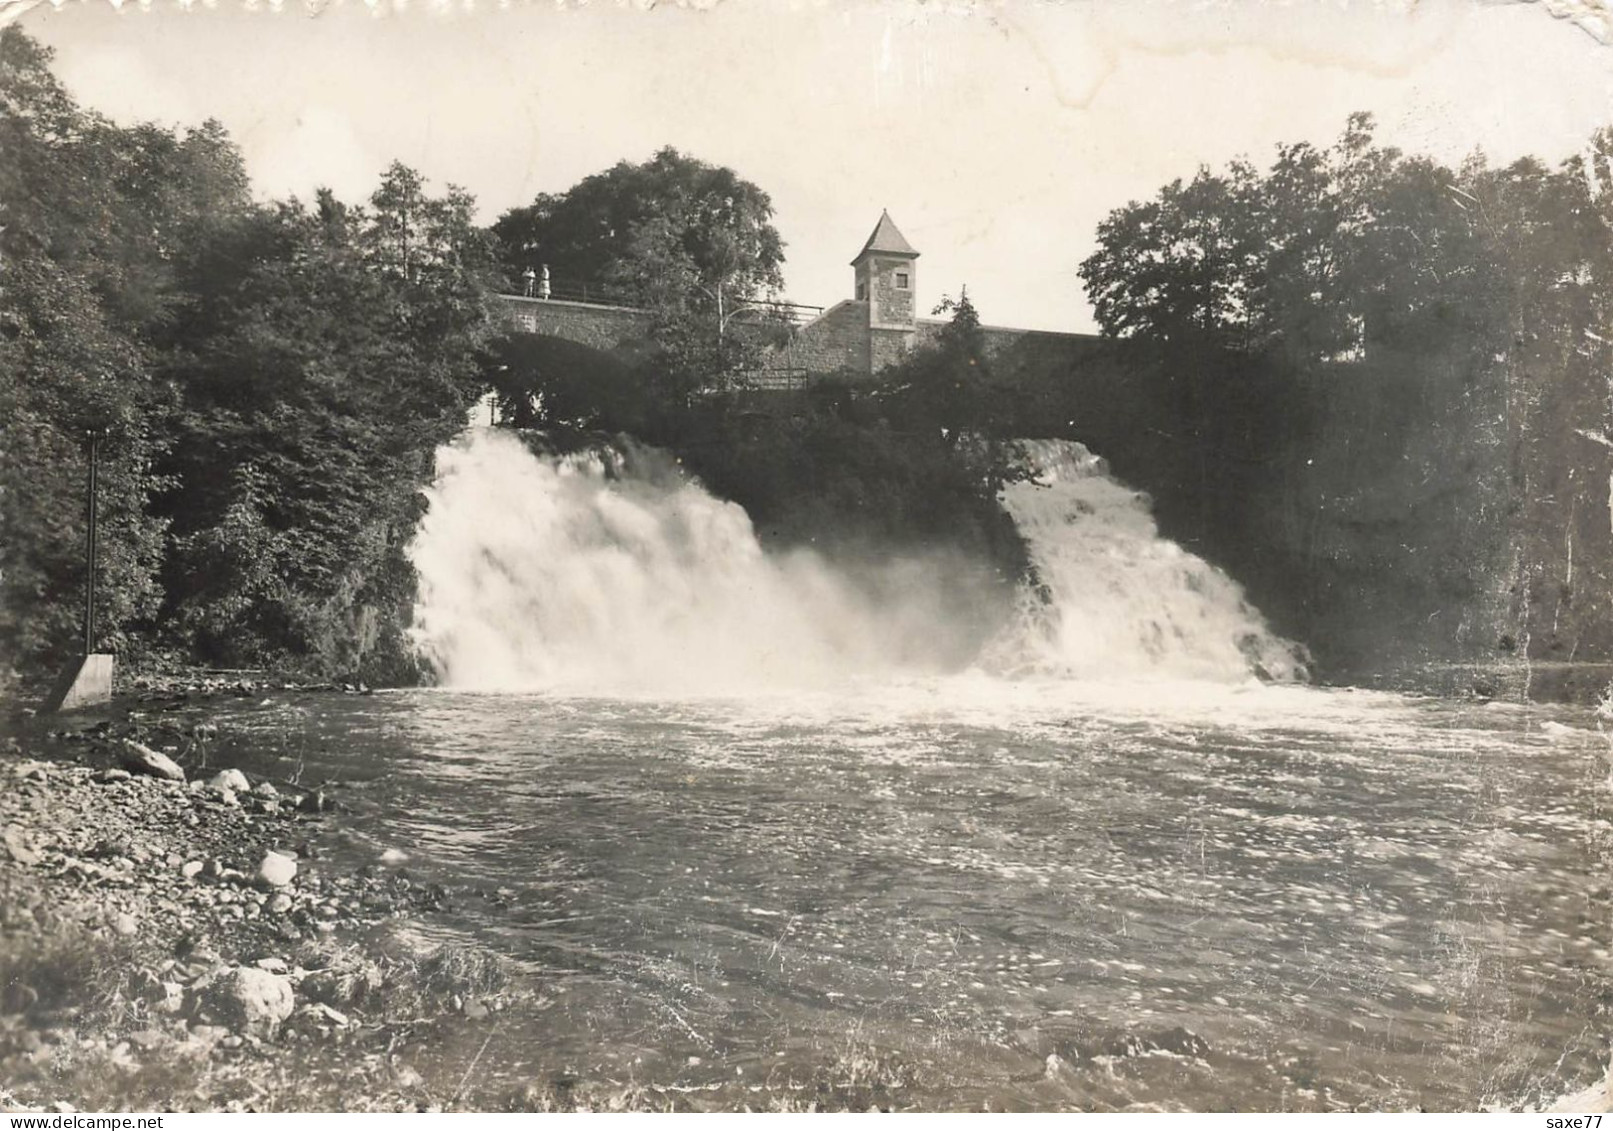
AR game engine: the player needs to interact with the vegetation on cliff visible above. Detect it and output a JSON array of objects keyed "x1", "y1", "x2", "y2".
[
  {"x1": 1070, "y1": 114, "x2": 1613, "y2": 684},
  {"x1": 0, "y1": 28, "x2": 497, "y2": 689}
]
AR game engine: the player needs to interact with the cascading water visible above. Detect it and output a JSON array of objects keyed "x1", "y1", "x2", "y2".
[
  {"x1": 407, "y1": 428, "x2": 935, "y2": 692},
  {"x1": 407, "y1": 428, "x2": 1305, "y2": 690},
  {"x1": 992, "y1": 439, "x2": 1309, "y2": 682}
]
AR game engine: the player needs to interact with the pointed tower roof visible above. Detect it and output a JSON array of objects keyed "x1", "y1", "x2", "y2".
[{"x1": 851, "y1": 210, "x2": 919, "y2": 264}]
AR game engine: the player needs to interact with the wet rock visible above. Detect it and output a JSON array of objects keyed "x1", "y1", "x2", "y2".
[
  {"x1": 301, "y1": 958, "x2": 383, "y2": 1007},
  {"x1": 257, "y1": 851, "x2": 298, "y2": 889},
  {"x1": 1014, "y1": 1028, "x2": 1053, "y2": 1057},
  {"x1": 1044, "y1": 1052, "x2": 1075, "y2": 1079},
  {"x1": 123, "y1": 740, "x2": 185, "y2": 782},
  {"x1": 1109, "y1": 1026, "x2": 1211, "y2": 1060},
  {"x1": 1149, "y1": 1026, "x2": 1210, "y2": 1058},
  {"x1": 203, "y1": 967, "x2": 294, "y2": 1037}
]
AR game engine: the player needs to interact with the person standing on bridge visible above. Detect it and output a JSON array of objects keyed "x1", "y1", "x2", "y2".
[{"x1": 539, "y1": 264, "x2": 551, "y2": 300}]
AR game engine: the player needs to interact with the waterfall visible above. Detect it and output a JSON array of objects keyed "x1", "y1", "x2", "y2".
[
  {"x1": 406, "y1": 429, "x2": 919, "y2": 692},
  {"x1": 407, "y1": 429, "x2": 1305, "y2": 691},
  {"x1": 990, "y1": 439, "x2": 1308, "y2": 683}
]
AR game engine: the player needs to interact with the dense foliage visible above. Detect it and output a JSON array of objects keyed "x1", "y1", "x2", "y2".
[
  {"x1": 0, "y1": 28, "x2": 496, "y2": 688},
  {"x1": 492, "y1": 148, "x2": 789, "y2": 395},
  {"x1": 1072, "y1": 114, "x2": 1613, "y2": 683}
]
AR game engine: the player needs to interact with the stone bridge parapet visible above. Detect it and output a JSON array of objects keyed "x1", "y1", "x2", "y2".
[{"x1": 495, "y1": 294, "x2": 654, "y2": 357}]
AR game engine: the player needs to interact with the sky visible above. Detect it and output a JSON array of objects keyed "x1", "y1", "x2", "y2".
[{"x1": 10, "y1": 0, "x2": 1613, "y2": 332}]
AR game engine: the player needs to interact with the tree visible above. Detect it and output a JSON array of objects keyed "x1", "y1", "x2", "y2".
[
  {"x1": 2, "y1": 27, "x2": 505, "y2": 687},
  {"x1": 492, "y1": 147, "x2": 784, "y2": 301},
  {"x1": 1069, "y1": 112, "x2": 1613, "y2": 676},
  {"x1": 0, "y1": 27, "x2": 182, "y2": 683},
  {"x1": 492, "y1": 148, "x2": 786, "y2": 395},
  {"x1": 155, "y1": 169, "x2": 498, "y2": 675},
  {"x1": 878, "y1": 291, "x2": 1026, "y2": 513}
]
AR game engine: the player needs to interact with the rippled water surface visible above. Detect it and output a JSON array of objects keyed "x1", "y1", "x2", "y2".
[{"x1": 219, "y1": 680, "x2": 1610, "y2": 1111}]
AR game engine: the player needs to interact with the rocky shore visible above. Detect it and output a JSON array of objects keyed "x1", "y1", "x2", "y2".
[{"x1": 0, "y1": 682, "x2": 538, "y2": 1113}]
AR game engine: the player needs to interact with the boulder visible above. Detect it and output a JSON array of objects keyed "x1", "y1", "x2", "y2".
[
  {"x1": 151, "y1": 982, "x2": 185, "y2": 1015},
  {"x1": 2, "y1": 827, "x2": 43, "y2": 867},
  {"x1": 209, "y1": 769, "x2": 250, "y2": 793},
  {"x1": 123, "y1": 740, "x2": 185, "y2": 782},
  {"x1": 203, "y1": 967, "x2": 294, "y2": 1036},
  {"x1": 257, "y1": 851, "x2": 298, "y2": 889}
]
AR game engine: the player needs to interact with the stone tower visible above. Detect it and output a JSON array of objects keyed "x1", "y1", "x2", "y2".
[{"x1": 852, "y1": 210, "x2": 919, "y2": 372}]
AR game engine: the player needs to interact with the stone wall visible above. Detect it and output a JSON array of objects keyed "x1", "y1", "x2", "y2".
[
  {"x1": 869, "y1": 327, "x2": 913, "y2": 373},
  {"x1": 495, "y1": 295, "x2": 653, "y2": 357},
  {"x1": 868, "y1": 258, "x2": 915, "y2": 329},
  {"x1": 774, "y1": 301, "x2": 872, "y2": 377},
  {"x1": 492, "y1": 292, "x2": 1110, "y2": 389}
]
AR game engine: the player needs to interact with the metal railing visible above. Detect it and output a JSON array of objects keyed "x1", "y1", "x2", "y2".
[
  {"x1": 735, "y1": 367, "x2": 812, "y2": 391},
  {"x1": 497, "y1": 290, "x2": 824, "y2": 326}
]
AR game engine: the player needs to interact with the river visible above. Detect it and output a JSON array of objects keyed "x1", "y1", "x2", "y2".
[{"x1": 207, "y1": 679, "x2": 1610, "y2": 1111}]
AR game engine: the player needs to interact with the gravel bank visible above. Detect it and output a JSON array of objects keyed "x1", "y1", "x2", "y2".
[{"x1": 0, "y1": 694, "x2": 534, "y2": 1113}]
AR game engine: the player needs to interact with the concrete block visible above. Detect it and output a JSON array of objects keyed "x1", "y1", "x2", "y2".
[{"x1": 42, "y1": 653, "x2": 115, "y2": 713}]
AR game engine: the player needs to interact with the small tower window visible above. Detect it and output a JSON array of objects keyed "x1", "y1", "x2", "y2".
[
  {"x1": 895, "y1": 271, "x2": 909, "y2": 290},
  {"x1": 857, "y1": 281, "x2": 867, "y2": 300}
]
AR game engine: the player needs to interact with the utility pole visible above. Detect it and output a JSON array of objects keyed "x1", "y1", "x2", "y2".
[
  {"x1": 44, "y1": 424, "x2": 115, "y2": 712},
  {"x1": 83, "y1": 426, "x2": 103, "y2": 657}
]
